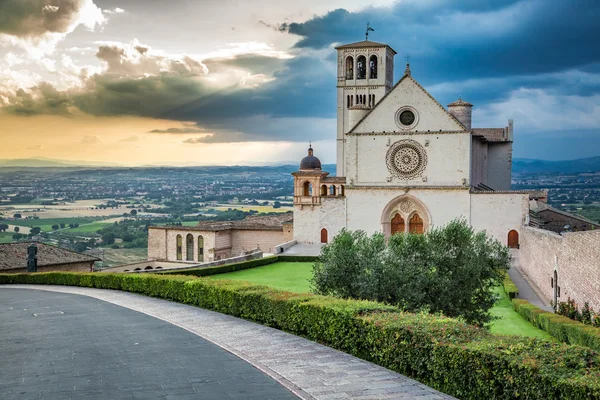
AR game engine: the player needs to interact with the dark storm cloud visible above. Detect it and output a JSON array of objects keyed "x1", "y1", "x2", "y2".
[{"x1": 0, "y1": 0, "x2": 88, "y2": 37}]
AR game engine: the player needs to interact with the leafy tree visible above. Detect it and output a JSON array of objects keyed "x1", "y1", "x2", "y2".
[
  {"x1": 273, "y1": 201, "x2": 282, "y2": 209},
  {"x1": 13, "y1": 213, "x2": 21, "y2": 219},
  {"x1": 101, "y1": 233, "x2": 116, "y2": 245},
  {"x1": 12, "y1": 233, "x2": 23, "y2": 240},
  {"x1": 60, "y1": 223, "x2": 65, "y2": 229},
  {"x1": 130, "y1": 209, "x2": 137, "y2": 216},
  {"x1": 30, "y1": 227, "x2": 41, "y2": 235},
  {"x1": 14, "y1": 226, "x2": 19, "y2": 233},
  {"x1": 311, "y1": 219, "x2": 510, "y2": 327},
  {"x1": 0, "y1": 223, "x2": 8, "y2": 232},
  {"x1": 51, "y1": 224, "x2": 59, "y2": 230}
]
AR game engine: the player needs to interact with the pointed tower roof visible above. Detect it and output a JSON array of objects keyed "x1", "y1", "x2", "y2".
[{"x1": 335, "y1": 40, "x2": 397, "y2": 54}]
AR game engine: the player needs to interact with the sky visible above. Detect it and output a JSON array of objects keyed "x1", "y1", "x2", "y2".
[{"x1": 0, "y1": 0, "x2": 599, "y2": 166}]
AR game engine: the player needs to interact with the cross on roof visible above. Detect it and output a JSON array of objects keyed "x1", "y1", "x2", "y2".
[{"x1": 405, "y1": 54, "x2": 411, "y2": 64}]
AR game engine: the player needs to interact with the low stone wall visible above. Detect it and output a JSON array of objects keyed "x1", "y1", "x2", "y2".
[
  {"x1": 520, "y1": 226, "x2": 600, "y2": 311},
  {"x1": 273, "y1": 240, "x2": 297, "y2": 254}
]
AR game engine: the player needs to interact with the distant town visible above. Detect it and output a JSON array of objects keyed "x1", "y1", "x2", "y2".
[{"x1": 0, "y1": 160, "x2": 598, "y2": 267}]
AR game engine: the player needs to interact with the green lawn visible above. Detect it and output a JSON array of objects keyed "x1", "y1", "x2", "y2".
[
  {"x1": 210, "y1": 262, "x2": 314, "y2": 293},
  {"x1": 212, "y1": 262, "x2": 552, "y2": 339},
  {"x1": 489, "y1": 286, "x2": 552, "y2": 339}
]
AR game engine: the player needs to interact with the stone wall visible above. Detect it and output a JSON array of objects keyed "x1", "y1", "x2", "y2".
[
  {"x1": 10, "y1": 261, "x2": 93, "y2": 273},
  {"x1": 487, "y1": 143, "x2": 512, "y2": 190},
  {"x1": 520, "y1": 227, "x2": 600, "y2": 311},
  {"x1": 470, "y1": 192, "x2": 528, "y2": 245},
  {"x1": 293, "y1": 197, "x2": 346, "y2": 244},
  {"x1": 231, "y1": 229, "x2": 285, "y2": 255}
]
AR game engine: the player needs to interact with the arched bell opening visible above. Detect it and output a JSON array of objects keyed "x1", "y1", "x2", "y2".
[
  {"x1": 369, "y1": 55, "x2": 378, "y2": 79},
  {"x1": 345, "y1": 56, "x2": 354, "y2": 79},
  {"x1": 320, "y1": 185, "x2": 328, "y2": 196},
  {"x1": 356, "y1": 55, "x2": 366, "y2": 79}
]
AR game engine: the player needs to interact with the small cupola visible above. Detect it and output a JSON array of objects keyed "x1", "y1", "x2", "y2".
[
  {"x1": 448, "y1": 98, "x2": 473, "y2": 131},
  {"x1": 300, "y1": 144, "x2": 322, "y2": 171}
]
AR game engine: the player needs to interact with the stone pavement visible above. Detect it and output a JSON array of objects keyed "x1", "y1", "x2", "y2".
[
  {"x1": 509, "y1": 250, "x2": 554, "y2": 312},
  {"x1": 0, "y1": 289, "x2": 297, "y2": 400},
  {"x1": 0, "y1": 285, "x2": 455, "y2": 400}
]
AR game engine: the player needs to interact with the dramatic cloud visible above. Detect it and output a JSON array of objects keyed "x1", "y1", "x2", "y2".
[{"x1": 0, "y1": 0, "x2": 105, "y2": 38}]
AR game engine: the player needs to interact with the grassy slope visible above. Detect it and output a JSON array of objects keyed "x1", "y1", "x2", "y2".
[
  {"x1": 212, "y1": 262, "x2": 552, "y2": 339},
  {"x1": 0, "y1": 232, "x2": 13, "y2": 243}
]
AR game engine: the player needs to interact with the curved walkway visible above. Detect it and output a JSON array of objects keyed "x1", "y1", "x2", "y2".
[
  {"x1": 0, "y1": 285, "x2": 454, "y2": 400},
  {"x1": 0, "y1": 288, "x2": 297, "y2": 400}
]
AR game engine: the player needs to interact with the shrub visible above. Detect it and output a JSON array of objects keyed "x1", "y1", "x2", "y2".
[
  {"x1": 513, "y1": 299, "x2": 600, "y2": 352},
  {"x1": 502, "y1": 272, "x2": 518, "y2": 299},
  {"x1": 312, "y1": 219, "x2": 510, "y2": 326},
  {"x1": 1, "y1": 272, "x2": 600, "y2": 399}
]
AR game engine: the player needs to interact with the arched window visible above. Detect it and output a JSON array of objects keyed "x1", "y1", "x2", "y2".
[
  {"x1": 186, "y1": 234, "x2": 194, "y2": 261},
  {"x1": 134, "y1": 268, "x2": 141, "y2": 271},
  {"x1": 330, "y1": 185, "x2": 336, "y2": 196},
  {"x1": 145, "y1": 266, "x2": 153, "y2": 270},
  {"x1": 321, "y1": 185, "x2": 328, "y2": 196},
  {"x1": 391, "y1": 214, "x2": 405, "y2": 235},
  {"x1": 369, "y1": 55, "x2": 378, "y2": 79},
  {"x1": 321, "y1": 228, "x2": 328, "y2": 244},
  {"x1": 198, "y1": 235, "x2": 204, "y2": 262},
  {"x1": 357, "y1": 56, "x2": 366, "y2": 79},
  {"x1": 345, "y1": 56, "x2": 354, "y2": 79},
  {"x1": 303, "y1": 181, "x2": 312, "y2": 196},
  {"x1": 409, "y1": 214, "x2": 424, "y2": 234},
  {"x1": 176, "y1": 234, "x2": 182, "y2": 260}
]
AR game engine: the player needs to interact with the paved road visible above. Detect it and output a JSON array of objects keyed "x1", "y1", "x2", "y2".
[
  {"x1": 0, "y1": 289, "x2": 298, "y2": 400},
  {"x1": 0, "y1": 285, "x2": 454, "y2": 400},
  {"x1": 509, "y1": 250, "x2": 554, "y2": 312}
]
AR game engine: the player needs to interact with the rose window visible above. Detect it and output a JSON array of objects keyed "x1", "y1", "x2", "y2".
[{"x1": 386, "y1": 140, "x2": 427, "y2": 179}]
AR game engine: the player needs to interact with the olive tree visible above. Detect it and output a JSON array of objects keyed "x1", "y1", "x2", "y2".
[{"x1": 311, "y1": 219, "x2": 510, "y2": 326}]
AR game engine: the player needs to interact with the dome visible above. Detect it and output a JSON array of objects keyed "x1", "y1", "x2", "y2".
[{"x1": 300, "y1": 145, "x2": 322, "y2": 170}]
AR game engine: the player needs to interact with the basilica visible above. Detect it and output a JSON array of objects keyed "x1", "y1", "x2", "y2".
[{"x1": 292, "y1": 39, "x2": 528, "y2": 247}]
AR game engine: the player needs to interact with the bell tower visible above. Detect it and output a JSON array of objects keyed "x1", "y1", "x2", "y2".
[{"x1": 335, "y1": 39, "x2": 396, "y2": 176}]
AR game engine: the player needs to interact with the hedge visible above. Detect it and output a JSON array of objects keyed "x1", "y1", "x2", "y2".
[
  {"x1": 1, "y1": 272, "x2": 600, "y2": 399},
  {"x1": 502, "y1": 272, "x2": 519, "y2": 299},
  {"x1": 160, "y1": 255, "x2": 318, "y2": 277},
  {"x1": 513, "y1": 298, "x2": 600, "y2": 352}
]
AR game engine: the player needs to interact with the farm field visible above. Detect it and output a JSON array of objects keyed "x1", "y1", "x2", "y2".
[
  {"x1": 1, "y1": 217, "x2": 96, "y2": 232},
  {"x1": 208, "y1": 204, "x2": 291, "y2": 214},
  {"x1": 65, "y1": 221, "x2": 113, "y2": 234},
  {"x1": 0, "y1": 232, "x2": 13, "y2": 244},
  {"x1": 211, "y1": 262, "x2": 552, "y2": 339},
  {"x1": 96, "y1": 247, "x2": 148, "y2": 267},
  {"x1": 0, "y1": 199, "x2": 164, "y2": 219}
]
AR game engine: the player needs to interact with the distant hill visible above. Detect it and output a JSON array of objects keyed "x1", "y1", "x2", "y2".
[
  {"x1": 512, "y1": 156, "x2": 600, "y2": 174},
  {"x1": 0, "y1": 158, "x2": 120, "y2": 168}
]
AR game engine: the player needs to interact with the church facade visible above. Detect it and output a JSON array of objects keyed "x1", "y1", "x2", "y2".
[{"x1": 293, "y1": 39, "x2": 529, "y2": 246}]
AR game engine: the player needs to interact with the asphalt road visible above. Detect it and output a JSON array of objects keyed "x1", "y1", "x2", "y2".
[{"x1": 0, "y1": 288, "x2": 298, "y2": 400}]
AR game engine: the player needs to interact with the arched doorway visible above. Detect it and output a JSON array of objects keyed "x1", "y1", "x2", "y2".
[
  {"x1": 320, "y1": 228, "x2": 328, "y2": 244},
  {"x1": 508, "y1": 230, "x2": 519, "y2": 249},
  {"x1": 409, "y1": 214, "x2": 424, "y2": 234},
  {"x1": 391, "y1": 214, "x2": 405, "y2": 235}
]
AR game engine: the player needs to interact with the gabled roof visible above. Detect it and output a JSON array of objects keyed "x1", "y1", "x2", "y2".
[
  {"x1": 0, "y1": 242, "x2": 99, "y2": 272},
  {"x1": 348, "y1": 73, "x2": 467, "y2": 133},
  {"x1": 335, "y1": 40, "x2": 397, "y2": 54},
  {"x1": 152, "y1": 213, "x2": 294, "y2": 233},
  {"x1": 472, "y1": 128, "x2": 510, "y2": 142}
]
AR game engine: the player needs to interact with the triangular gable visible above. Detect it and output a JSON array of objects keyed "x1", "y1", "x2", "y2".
[{"x1": 349, "y1": 74, "x2": 467, "y2": 133}]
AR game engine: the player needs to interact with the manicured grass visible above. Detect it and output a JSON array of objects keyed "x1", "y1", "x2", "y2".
[
  {"x1": 212, "y1": 262, "x2": 552, "y2": 339},
  {"x1": 489, "y1": 286, "x2": 552, "y2": 339},
  {"x1": 209, "y1": 262, "x2": 313, "y2": 293}
]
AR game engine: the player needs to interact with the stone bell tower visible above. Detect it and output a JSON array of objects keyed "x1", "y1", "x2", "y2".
[{"x1": 335, "y1": 39, "x2": 397, "y2": 176}]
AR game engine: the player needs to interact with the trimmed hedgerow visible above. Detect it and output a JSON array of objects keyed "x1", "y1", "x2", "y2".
[
  {"x1": 513, "y1": 299, "x2": 600, "y2": 352},
  {"x1": 277, "y1": 255, "x2": 319, "y2": 263},
  {"x1": 502, "y1": 272, "x2": 519, "y2": 299},
  {"x1": 1, "y1": 272, "x2": 600, "y2": 399}
]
